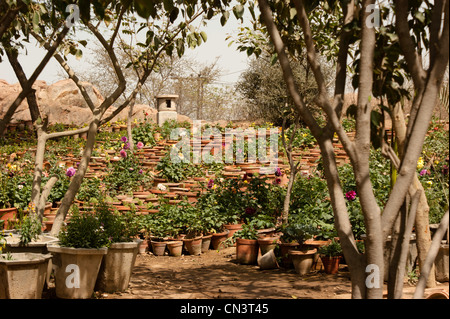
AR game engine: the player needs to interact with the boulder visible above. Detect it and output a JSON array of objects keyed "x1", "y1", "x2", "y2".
[{"x1": 0, "y1": 79, "x2": 191, "y2": 126}]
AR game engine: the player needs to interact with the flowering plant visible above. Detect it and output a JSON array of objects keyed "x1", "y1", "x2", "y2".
[{"x1": 57, "y1": 205, "x2": 110, "y2": 249}]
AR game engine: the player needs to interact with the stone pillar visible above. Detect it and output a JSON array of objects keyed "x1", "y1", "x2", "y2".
[{"x1": 156, "y1": 94, "x2": 178, "y2": 126}]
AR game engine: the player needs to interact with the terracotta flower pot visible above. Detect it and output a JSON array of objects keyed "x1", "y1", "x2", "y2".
[
  {"x1": 289, "y1": 249, "x2": 317, "y2": 275},
  {"x1": 257, "y1": 237, "x2": 279, "y2": 256},
  {"x1": 201, "y1": 233, "x2": 213, "y2": 253},
  {"x1": 236, "y1": 238, "x2": 259, "y2": 265},
  {"x1": 278, "y1": 242, "x2": 300, "y2": 268},
  {"x1": 257, "y1": 249, "x2": 279, "y2": 270},
  {"x1": 210, "y1": 230, "x2": 230, "y2": 250},
  {"x1": 320, "y1": 256, "x2": 341, "y2": 274},
  {"x1": 166, "y1": 241, "x2": 183, "y2": 257},
  {"x1": 0, "y1": 207, "x2": 18, "y2": 230},
  {"x1": 150, "y1": 240, "x2": 167, "y2": 256},
  {"x1": 183, "y1": 236, "x2": 203, "y2": 255}
]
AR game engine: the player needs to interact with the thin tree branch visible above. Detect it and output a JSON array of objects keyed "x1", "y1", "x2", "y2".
[{"x1": 413, "y1": 210, "x2": 449, "y2": 299}]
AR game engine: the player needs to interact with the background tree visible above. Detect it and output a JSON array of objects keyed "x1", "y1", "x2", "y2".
[{"x1": 251, "y1": 0, "x2": 449, "y2": 299}]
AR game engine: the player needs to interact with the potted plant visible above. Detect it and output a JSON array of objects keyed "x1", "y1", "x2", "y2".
[
  {"x1": 93, "y1": 201, "x2": 143, "y2": 293},
  {"x1": 318, "y1": 239, "x2": 343, "y2": 274},
  {"x1": 0, "y1": 171, "x2": 17, "y2": 230},
  {"x1": 47, "y1": 205, "x2": 110, "y2": 299},
  {"x1": 233, "y1": 223, "x2": 259, "y2": 265},
  {"x1": 276, "y1": 222, "x2": 318, "y2": 269}
]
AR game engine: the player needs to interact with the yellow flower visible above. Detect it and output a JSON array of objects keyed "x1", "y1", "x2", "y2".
[
  {"x1": 302, "y1": 133, "x2": 308, "y2": 138},
  {"x1": 417, "y1": 157, "x2": 424, "y2": 169},
  {"x1": 435, "y1": 160, "x2": 439, "y2": 165},
  {"x1": 426, "y1": 181, "x2": 433, "y2": 186}
]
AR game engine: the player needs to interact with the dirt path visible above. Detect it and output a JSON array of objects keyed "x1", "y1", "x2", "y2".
[{"x1": 101, "y1": 247, "x2": 354, "y2": 300}]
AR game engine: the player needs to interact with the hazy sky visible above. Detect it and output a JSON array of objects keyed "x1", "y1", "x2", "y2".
[{"x1": 0, "y1": 13, "x2": 252, "y2": 87}]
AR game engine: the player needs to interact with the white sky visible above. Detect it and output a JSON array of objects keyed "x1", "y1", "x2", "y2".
[{"x1": 0, "y1": 12, "x2": 252, "y2": 87}]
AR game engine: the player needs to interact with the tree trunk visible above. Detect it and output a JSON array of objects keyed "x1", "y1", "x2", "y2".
[{"x1": 50, "y1": 117, "x2": 100, "y2": 236}]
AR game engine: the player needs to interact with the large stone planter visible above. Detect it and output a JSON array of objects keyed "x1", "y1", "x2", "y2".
[
  {"x1": 47, "y1": 245, "x2": 108, "y2": 299},
  {"x1": 4, "y1": 233, "x2": 59, "y2": 288},
  {"x1": 435, "y1": 244, "x2": 449, "y2": 282},
  {"x1": 95, "y1": 240, "x2": 141, "y2": 293},
  {"x1": 289, "y1": 249, "x2": 317, "y2": 275},
  {"x1": 0, "y1": 253, "x2": 52, "y2": 299}
]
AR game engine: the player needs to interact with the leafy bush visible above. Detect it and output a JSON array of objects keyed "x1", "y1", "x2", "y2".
[
  {"x1": 58, "y1": 206, "x2": 110, "y2": 249},
  {"x1": 318, "y1": 239, "x2": 343, "y2": 257}
]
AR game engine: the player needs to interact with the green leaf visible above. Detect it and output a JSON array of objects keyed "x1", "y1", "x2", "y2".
[
  {"x1": 200, "y1": 31, "x2": 207, "y2": 42},
  {"x1": 233, "y1": 4, "x2": 245, "y2": 20}
]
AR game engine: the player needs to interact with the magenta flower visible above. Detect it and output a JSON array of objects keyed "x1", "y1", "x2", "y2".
[
  {"x1": 419, "y1": 169, "x2": 428, "y2": 176},
  {"x1": 121, "y1": 136, "x2": 128, "y2": 143},
  {"x1": 136, "y1": 141, "x2": 144, "y2": 149},
  {"x1": 138, "y1": 169, "x2": 143, "y2": 174},
  {"x1": 273, "y1": 177, "x2": 281, "y2": 185},
  {"x1": 207, "y1": 179, "x2": 214, "y2": 189},
  {"x1": 119, "y1": 149, "x2": 127, "y2": 158},
  {"x1": 66, "y1": 167, "x2": 76, "y2": 177},
  {"x1": 123, "y1": 142, "x2": 130, "y2": 150},
  {"x1": 345, "y1": 190, "x2": 357, "y2": 201},
  {"x1": 275, "y1": 167, "x2": 282, "y2": 177}
]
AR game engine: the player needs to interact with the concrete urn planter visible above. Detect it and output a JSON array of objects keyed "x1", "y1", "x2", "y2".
[
  {"x1": 0, "y1": 252, "x2": 52, "y2": 299},
  {"x1": 95, "y1": 240, "x2": 142, "y2": 293},
  {"x1": 47, "y1": 245, "x2": 108, "y2": 299}
]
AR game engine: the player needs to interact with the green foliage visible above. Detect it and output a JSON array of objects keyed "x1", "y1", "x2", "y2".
[
  {"x1": 277, "y1": 222, "x2": 318, "y2": 244},
  {"x1": 76, "y1": 177, "x2": 102, "y2": 202},
  {"x1": 156, "y1": 151, "x2": 203, "y2": 182},
  {"x1": 104, "y1": 153, "x2": 151, "y2": 195},
  {"x1": 132, "y1": 122, "x2": 157, "y2": 147},
  {"x1": 232, "y1": 223, "x2": 259, "y2": 240},
  {"x1": 19, "y1": 214, "x2": 42, "y2": 246},
  {"x1": 318, "y1": 239, "x2": 343, "y2": 257},
  {"x1": 58, "y1": 205, "x2": 110, "y2": 249}
]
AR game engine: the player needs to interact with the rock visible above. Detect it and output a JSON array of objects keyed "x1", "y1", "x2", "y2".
[{"x1": 0, "y1": 79, "x2": 191, "y2": 126}]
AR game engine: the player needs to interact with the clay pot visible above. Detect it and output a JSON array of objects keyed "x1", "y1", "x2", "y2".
[
  {"x1": 236, "y1": 238, "x2": 259, "y2": 265},
  {"x1": 289, "y1": 249, "x2": 317, "y2": 275},
  {"x1": 138, "y1": 240, "x2": 148, "y2": 254},
  {"x1": 210, "y1": 230, "x2": 230, "y2": 250},
  {"x1": 201, "y1": 233, "x2": 213, "y2": 253},
  {"x1": 150, "y1": 240, "x2": 167, "y2": 256},
  {"x1": 321, "y1": 256, "x2": 341, "y2": 274},
  {"x1": 257, "y1": 237, "x2": 279, "y2": 256},
  {"x1": 257, "y1": 249, "x2": 279, "y2": 270},
  {"x1": 166, "y1": 241, "x2": 183, "y2": 257},
  {"x1": 0, "y1": 207, "x2": 18, "y2": 230},
  {"x1": 278, "y1": 242, "x2": 300, "y2": 268},
  {"x1": 224, "y1": 223, "x2": 244, "y2": 240},
  {"x1": 182, "y1": 236, "x2": 203, "y2": 255}
]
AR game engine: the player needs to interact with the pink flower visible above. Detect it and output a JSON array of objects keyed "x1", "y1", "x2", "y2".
[
  {"x1": 207, "y1": 179, "x2": 214, "y2": 189},
  {"x1": 419, "y1": 169, "x2": 428, "y2": 176},
  {"x1": 345, "y1": 190, "x2": 357, "y2": 201},
  {"x1": 124, "y1": 142, "x2": 130, "y2": 149},
  {"x1": 275, "y1": 167, "x2": 282, "y2": 177},
  {"x1": 66, "y1": 167, "x2": 76, "y2": 177},
  {"x1": 121, "y1": 136, "x2": 128, "y2": 143},
  {"x1": 119, "y1": 149, "x2": 127, "y2": 158},
  {"x1": 136, "y1": 141, "x2": 144, "y2": 149}
]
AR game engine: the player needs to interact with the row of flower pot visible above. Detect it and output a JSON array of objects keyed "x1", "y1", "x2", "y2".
[
  {"x1": 139, "y1": 230, "x2": 232, "y2": 257},
  {"x1": 0, "y1": 239, "x2": 142, "y2": 299},
  {"x1": 234, "y1": 236, "x2": 342, "y2": 276}
]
